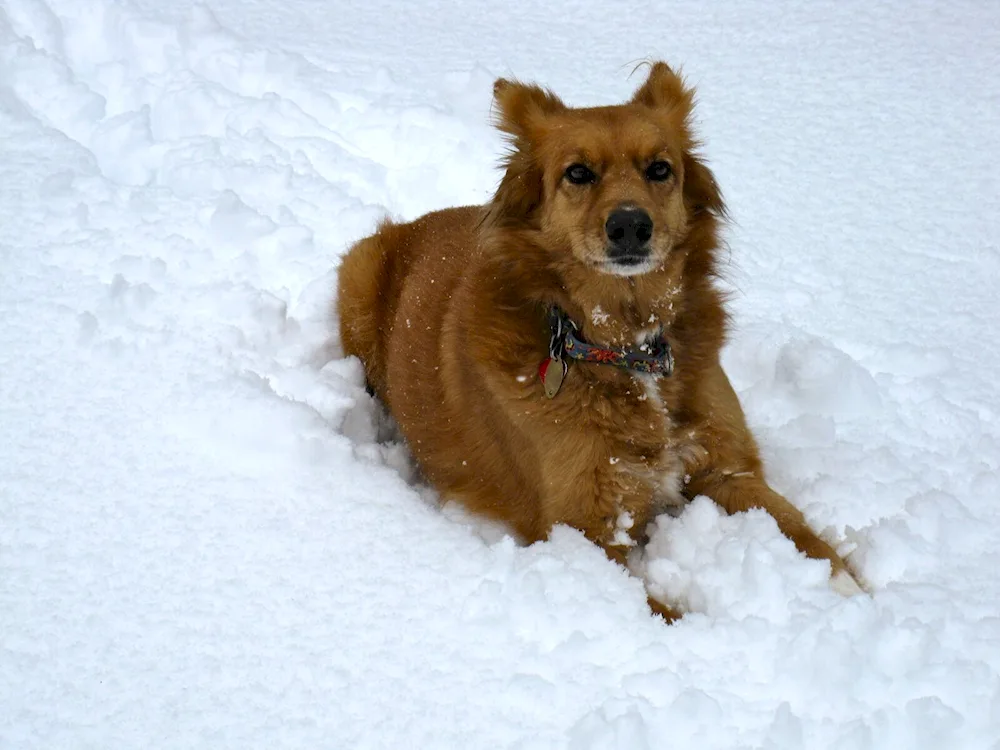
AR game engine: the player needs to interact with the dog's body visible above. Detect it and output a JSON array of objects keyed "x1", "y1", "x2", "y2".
[{"x1": 338, "y1": 64, "x2": 858, "y2": 620}]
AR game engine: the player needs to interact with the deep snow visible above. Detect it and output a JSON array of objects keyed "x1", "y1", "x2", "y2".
[{"x1": 1, "y1": 0, "x2": 999, "y2": 748}]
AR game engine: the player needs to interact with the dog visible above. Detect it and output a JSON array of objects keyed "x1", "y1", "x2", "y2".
[{"x1": 337, "y1": 62, "x2": 862, "y2": 621}]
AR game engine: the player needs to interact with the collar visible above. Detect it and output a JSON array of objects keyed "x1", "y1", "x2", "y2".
[{"x1": 539, "y1": 305, "x2": 674, "y2": 398}]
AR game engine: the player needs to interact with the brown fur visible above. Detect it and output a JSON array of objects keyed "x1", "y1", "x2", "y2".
[{"x1": 337, "y1": 63, "x2": 856, "y2": 622}]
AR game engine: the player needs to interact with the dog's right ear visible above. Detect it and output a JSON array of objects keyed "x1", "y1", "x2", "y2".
[
  {"x1": 492, "y1": 79, "x2": 565, "y2": 139},
  {"x1": 488, "y1": 80, "x2": 566, "y2": 227}
]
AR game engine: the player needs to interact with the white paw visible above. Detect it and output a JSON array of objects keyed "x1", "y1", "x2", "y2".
[{"x1": 830, "y1": 569, "x2": 865, "y2": 597}]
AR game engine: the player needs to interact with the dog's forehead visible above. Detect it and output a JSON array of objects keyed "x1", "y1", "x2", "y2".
[{"x1": 545, "y1": 106, "x2": 675, "y2": 162}]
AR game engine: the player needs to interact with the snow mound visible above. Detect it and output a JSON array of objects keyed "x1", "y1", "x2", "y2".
[{"x1": 637, "y1": 496, "x2": 837, "y2": 623}]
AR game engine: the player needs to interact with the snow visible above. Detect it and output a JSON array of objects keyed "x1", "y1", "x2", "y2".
[{"x1": 2, "y1": 0, "x2": 999, "y2": 748}]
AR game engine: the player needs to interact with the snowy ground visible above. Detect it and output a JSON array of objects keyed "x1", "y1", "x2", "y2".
[{"x1": 2, "y1": 0, "x2": 999, "y2": 747}]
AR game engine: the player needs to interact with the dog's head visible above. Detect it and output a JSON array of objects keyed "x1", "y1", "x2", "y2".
[{"x1": 488, "y1": 62, "x2": 724, "y2": 278}]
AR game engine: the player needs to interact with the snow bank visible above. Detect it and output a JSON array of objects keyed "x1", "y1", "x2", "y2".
[{"x1": 2, "y1": 0, "x2": 999, "y2": 748}]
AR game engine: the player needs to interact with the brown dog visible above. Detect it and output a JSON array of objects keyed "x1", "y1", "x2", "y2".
[{"x1": 337, "y1": 63, "x2": 861, "y2": 621}]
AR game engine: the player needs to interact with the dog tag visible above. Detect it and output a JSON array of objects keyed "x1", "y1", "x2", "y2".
[{"x1": 539, "y1": 356, "x2": 567, "y2": 398}]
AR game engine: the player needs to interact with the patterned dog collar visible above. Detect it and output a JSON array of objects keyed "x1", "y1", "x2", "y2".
[{"x1": 539, "y1": 305, "x2": 674, "y2": 398}]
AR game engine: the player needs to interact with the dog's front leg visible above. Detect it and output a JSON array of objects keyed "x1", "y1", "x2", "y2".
[
  {"x1": 682, "y1": 363, "x2": 864, "y2": 595},
  {"x1": 596, "y1": 532, "x2": 684, "y2": 624},
  {"x1": 687, "y1": 472, "x2": 862, "y2": 595},
  {"x1": 537, "y1": 451, "x2": 684, "y2": 622}
]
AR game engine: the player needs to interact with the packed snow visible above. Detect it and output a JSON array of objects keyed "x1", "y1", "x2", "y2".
[{"x1": 2, "y1": 0, "x2": 999, "y2": 748}]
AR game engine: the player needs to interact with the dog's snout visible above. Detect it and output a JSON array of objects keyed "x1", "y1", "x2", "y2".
[{"x1": 605, "y1": 207, "x2": 653, "y2": 254}]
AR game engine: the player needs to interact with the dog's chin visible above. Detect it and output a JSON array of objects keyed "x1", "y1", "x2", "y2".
[{"x1": 596, "y1": 255, "x2": 658, "y2": 277}]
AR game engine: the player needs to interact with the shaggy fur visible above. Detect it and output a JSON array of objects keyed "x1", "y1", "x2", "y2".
[{"x1": 337, "y1": 63, "x2": 857, "y2": 621}]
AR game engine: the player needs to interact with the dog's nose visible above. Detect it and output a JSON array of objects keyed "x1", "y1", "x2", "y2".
[{"x1": 605, "y1": 208, "x2": 653, "y2": 256}]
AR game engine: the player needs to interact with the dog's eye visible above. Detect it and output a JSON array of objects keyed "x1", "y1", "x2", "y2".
[
  {"x1": 645, "y1": 161, "x2": 672, "y2": 182},
  {"x1": 564, "y1": 164, "x2": 597, "y2": 185}
]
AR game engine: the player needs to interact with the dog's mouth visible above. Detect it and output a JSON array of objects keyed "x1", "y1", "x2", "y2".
[
  {"x1": 598, "y1": 254, "x2": 657, "y2": 277},
  {"x1": 610, "y1": 253, "x2": 647, "y2": 267}
]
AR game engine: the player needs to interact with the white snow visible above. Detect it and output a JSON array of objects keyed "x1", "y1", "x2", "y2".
[{"x1": 2, "y1": 0, "x2": 1000, "y2": 748}]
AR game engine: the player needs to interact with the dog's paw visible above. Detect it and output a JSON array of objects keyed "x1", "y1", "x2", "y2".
[
  {"x1": 830, "y1": 569, "x2": 866, "y2": 597},
  {"x1": 647, "y1": 595, "x2": 682, "y2": 624}
]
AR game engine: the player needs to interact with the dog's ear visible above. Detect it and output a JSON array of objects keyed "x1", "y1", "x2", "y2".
[
  {"x1": 488, "y1": 79, "x2": 566, "y2": 226},
  {"x1": 683, "y1": 152, "x2": 726, "y2": 218},
  {"x1": 492, "y1": 78, "x2": 565, "y2": 139},
  {"x1": 630, "y1": 62, "x2": 693, "y2": 112},
  {"x1": 632, "y1": 64, "x2": 725, "y2": 217}
]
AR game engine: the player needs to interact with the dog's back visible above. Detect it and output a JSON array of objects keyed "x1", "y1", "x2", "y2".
[
  {"x1": 337, "y1": 206, "x2": 481, "y2": 401},
  {"x1": 338, "y1": 205, "x2": 548, "y2": 540}
]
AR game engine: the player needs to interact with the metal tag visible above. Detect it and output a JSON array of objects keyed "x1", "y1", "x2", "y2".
[{"x1": 539, "y1": 356, "x2": 567, "y2": 399}]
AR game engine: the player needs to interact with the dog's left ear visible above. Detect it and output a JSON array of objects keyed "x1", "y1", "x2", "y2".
[
  {"x1": 630, "y1": 62, "x2": 694, "y2": 112},
  {"x1": 682, "y1": 152, "x2": 726, "y2": 218},
  {"x1": 632, "y1": 63, "x2": 725, "y2": 218}
]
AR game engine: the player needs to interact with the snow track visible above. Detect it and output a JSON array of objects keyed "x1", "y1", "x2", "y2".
[{"x1": 2, "y1": 1, "x2": 999, "y2": 748}]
